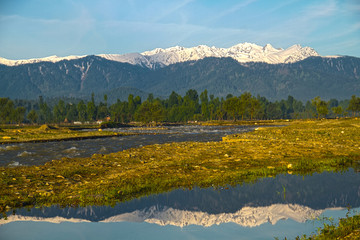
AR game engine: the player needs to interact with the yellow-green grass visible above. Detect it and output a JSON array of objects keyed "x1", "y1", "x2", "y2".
[
  {"x1": 299, "y1": 211, "x2": 360, "y2": 239},
  {"x1": 0, "y1": 124, "x2": 126, "y2": 143},
  {"x1": 1, "y1": 119, "x2": 359, "y2": 222}
]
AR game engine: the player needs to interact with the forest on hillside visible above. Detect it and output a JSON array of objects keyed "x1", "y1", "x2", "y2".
[{"x1": 0, "y1": 89, "x2": 360, "y2": 125}]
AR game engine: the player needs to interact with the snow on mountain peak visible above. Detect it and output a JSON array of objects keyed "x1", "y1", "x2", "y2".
[
  {"x1": 136, "y1": 42, "x2": 320, "y2": 68},
  {"x1": 100, "y1": 204, "x2": 324, "y2": 227},
  {"x1": 0, "y1": 43, "x2": 320, "y2": 68},
  {"x1": 263, "y1": 43, "x2": 277, "y2": 52},
  {"x1": 0, "y1": 55, "x2": 87, "y2": 66}
]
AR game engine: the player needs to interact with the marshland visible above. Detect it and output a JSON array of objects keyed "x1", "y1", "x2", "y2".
[{"x1": 1, "y1": 118, "x2": 359, "y2": 239}]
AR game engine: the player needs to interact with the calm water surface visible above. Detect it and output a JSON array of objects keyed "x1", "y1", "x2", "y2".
[
  {"x1": 0, "y1": 125, "x2": 359, "y2": 239},
  {"x1": 1, "y1": 169, "x2": 359, "y2": 240}
]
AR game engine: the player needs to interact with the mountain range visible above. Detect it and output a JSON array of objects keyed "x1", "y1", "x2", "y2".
[
  {"x1": 0, "y1": 43, "x2": 319, "y2": 68},
  {"x1": 0, "y1": 204, "x2": 324, "y2": 227},
  {"x1": 1, "y1": 169, "x2": 358, "y2": 227},
  {"x1": 101, "y1": 204, "x2": 324, "y2": 227},
  {"x1": 0, "y1": 43, "x2": 359, "y2": 102}
]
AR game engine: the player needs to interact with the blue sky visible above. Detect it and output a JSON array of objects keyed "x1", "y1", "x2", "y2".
[{"x1": 0, "y1": 0, "x2": 359, "y2": 59}]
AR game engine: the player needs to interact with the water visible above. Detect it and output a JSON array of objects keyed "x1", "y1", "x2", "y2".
[
  {"x1": 0, "y1": 125, "x2": 257, "y2": 166},
  {"x1": 1, "y1": 169, "x2": 359, "y2": 240},
  {"x1": 1, "y1": 125, "x2": 359, "y2": 239}
]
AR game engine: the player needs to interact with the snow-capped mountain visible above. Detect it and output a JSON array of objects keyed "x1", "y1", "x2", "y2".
[
  {"x1": 0, "y1": 55, "x2": 86, "y2": 66},
  {"x1": 101, "y1": 204, "x2": 323, "y2": 228},
  {"x1": 0, "y1": 204, "x2": 325, "y2": 227},
  {"x1": 138, "y1": 43, "x2": 320, "y2": 67},
  {"x1": 0, "y1": 43, "x2": 320, "y2": 68}
]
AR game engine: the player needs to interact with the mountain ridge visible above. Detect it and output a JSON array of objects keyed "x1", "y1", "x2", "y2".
[
  {"x1": 0, "y1": 204, "x2": 325, "y2": 227},
  {"x1": 0, "y1": 43, "x2": 321, "y2": 68},
  {"x1": 0, "y1": 54, "x2": 359, "y2": 102}
]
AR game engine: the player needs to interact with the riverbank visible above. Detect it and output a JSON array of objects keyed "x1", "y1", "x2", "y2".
[
  {"x1": 1, "y1": 119, "x2": 359, "y2": 237},
  {"x1": 0, "y1": 124, "x2": 130, "y2": 143},
  {"x1": 0, "y1": 120, "x2": 284, "y2": 144},
  {"x1": 301, "y1": 212, "x2": 360, "y2": 239}
]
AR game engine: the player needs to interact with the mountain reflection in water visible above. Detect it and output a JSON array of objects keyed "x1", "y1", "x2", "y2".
[{"x1": 2, "y1": 169, "x2": 359, "y2": 229}]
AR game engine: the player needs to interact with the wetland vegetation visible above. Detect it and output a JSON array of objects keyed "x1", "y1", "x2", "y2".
[
  {"x1": 0, "y1": 124, "x2": 129, "y2": 143},
  {"x1": 1, "y1": 119, "x2": 359, "y2": 215},
  {"x1": 1, "y1": 91, "x2": 360, "y2": 238}
]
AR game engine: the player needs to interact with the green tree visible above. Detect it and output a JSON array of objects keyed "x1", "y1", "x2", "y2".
[
  {"x1": 77, "y1": 100, "x2": 87, "y2": 122},
  {"x1": 39, "y1": 101, "x2": 52, "y2": 124},
  {"x1": 347, "y1": 95, "x2": 360, "y2": 117},
  {"x1": 110, "y1": 100, "x2": 129, "y2": 123},
  {"x1": 0, "y1": 98, "x2": 14, "y2": 123},
  {"x1": 13, "y1": 107, "x2": 26, "y2": 124},
  {"x1": 27, "y1": 109, "x2": 38, "y2": 124},
  {"x1": 209, "y1": 96, "x2": 221, "y2": 120},
  {"x1": 200, "y1": 89, "x2": 209, "y2": 120},
  {"x1": 332, "y1": 106, "x2": 343, "y2": 118},
  {"x1": 223, "y1": 97, "x2": 239, "y2": 121},
  {"x1": 53, "y1": 100, "x2": 66, "y2": 123},
  {"x1": 305, "y1": 100, "x2": 316, "y2": 119},
  {"x1": 185, "y1": 89, "x2": 200, "y2": 114},
  {"x1": 168, "y1": 91, "x2": 181, "y2": 108},
  {"x1": 87, "y1": 93, "x2": 97, "y2": 121},
  {"x1": 97, "y1": 102, "x2": 108, "y2": 120},
  {"x1": 292, "y1": 99, "x2": 305, "y2": 119},
  {"x1": 215, "y1": 108, "x2": 225, "y2": 120},
  {"x1": 180, "y1": 95, "x2": 197, "y2": 121},
  {"x1": 249, "y1": 96, "x2": 261, "y2": 120},
  {"x1": 87, "y1": 101, "x2": 96, "y2": 121},
  {"x1": 239, "y1": 92, "x2": 252, "y2": 120},
  {"x1": 66, "y1": 103, "x2": 78, "y2": 122},
  {"x1": 312, "y1": 96, "x2": 328, "y2": 119},
  {"x1": 226, "y1": 94, "x2": 233, "y2": 100},
  {"x1": 135, "y1": 100, "x2": 165, "y2": 124},
  {"x1": 186, "y1": 89, "x2": 199, "y2": 103},
  {"x1": 208, "y1": 103, "x2": 215, "y2": 120},
  {"x1": 128, "y1": 94, "x2": 142, "y2": 121},
  {"x1": 266, "y1": 102, "x2": 282, "y2": 119},
  {"x1": 167, "y1": 105, "x2": 183, "y2": 122},
  {"x1": 318, "y1": 101, "x2": 329, "y2": 118}
]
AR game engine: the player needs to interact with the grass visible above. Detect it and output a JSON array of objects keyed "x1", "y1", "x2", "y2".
[
  {"x1": 0, "y1": 124, "x2": 129, "y2": 143},
  {"x1": 297, "y1": 209, "x2": 360, "y2": 239},
  {"x1": 0, "y1": 118, "x2": 360, "y2": 237}
]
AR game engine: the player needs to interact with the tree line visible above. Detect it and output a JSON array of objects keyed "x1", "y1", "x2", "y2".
[{"x1": 0, "y1": 90, "x2": 360, "y2": 124}]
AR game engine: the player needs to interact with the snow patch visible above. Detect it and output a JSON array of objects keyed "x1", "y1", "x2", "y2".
[
  {"x1": 0, "y1": 55, "x2": 87, "y2": 66},
  {"x1": 0, "y1": 215, "x2": 90, "y2": 225}
]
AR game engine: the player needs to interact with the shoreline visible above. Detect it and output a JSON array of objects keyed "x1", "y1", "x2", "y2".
[{"x1": 1, "y1": 118, "x2": 359, "y2": 238}]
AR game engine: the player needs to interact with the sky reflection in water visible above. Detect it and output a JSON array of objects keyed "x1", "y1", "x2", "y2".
[{"x1": 1, "y1": 169, "x2": 359, "y2": 240}]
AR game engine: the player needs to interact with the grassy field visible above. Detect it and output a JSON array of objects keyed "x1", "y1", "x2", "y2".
[
  {"x1": 0, "y1": 124, "x2": 127, "y2": 143},
  {"x1": 0, "y1": 119, "x2": 359, "y2": 238}
]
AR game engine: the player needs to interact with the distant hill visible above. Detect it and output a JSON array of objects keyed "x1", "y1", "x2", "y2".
[
  {"x1": 0, "y1": 56, "x2": 151, "y2": 101},
  {"x1": 0, "y1": 55, "x2": 359, "y2": 102},
  {"x1": 145, "y1": 56, "x2": 360, "y2": 101}
]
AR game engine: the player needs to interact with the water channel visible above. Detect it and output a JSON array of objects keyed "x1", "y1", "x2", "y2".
[
  {"x1": 1, "y1": 169, "x2": 359, "y2": 240},
  {"x1": 0, "y1": 125, "x2": 257, "y2": 166},
  {"x1": 0, "y1": 125, "x2": 359, "y2": 239}
]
